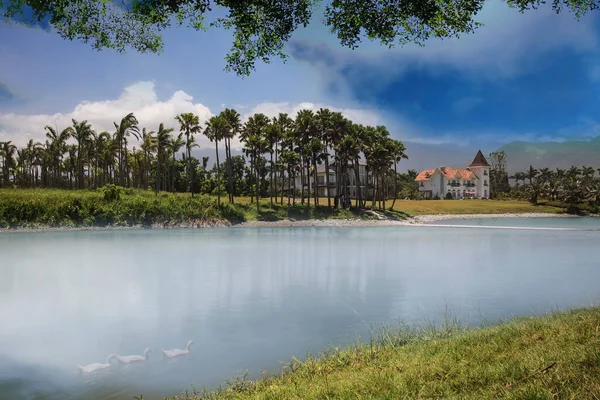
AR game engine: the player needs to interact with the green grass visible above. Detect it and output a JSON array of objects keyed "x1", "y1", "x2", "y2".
[
  {"x1": 163, "y1": 307, "x2": 600, "y2": 400},
  {"x1": 0, "y1": 188, "x2": 396, "y2": 229},
  {"x1": 390, "y1": 199, "x2": 566, "y2": 216}
]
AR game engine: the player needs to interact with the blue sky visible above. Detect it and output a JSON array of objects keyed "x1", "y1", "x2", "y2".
[{"x1": 1, "y1": 0, "x2": 600, "y2": 169}]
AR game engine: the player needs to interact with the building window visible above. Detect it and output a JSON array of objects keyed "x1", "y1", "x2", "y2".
[{"x1": 484, "y1": 170, "x2": 488, "y2": 176}]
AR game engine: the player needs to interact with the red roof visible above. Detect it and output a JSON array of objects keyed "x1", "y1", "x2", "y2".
[
  {"x1": 468, "y1": 150, "x2": 490, "y2": 167},
  {"x1": 415, "y1": 169, "x2": 435, "y2": 182},
  {"x1": 415, "y1": 167, "x2": 475, "y2": 182}
]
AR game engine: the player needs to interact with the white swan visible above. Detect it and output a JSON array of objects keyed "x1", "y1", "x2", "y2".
[
  {"x1": 115, "y1": 348, "x2": 151, "y2": 364},
  {"x1": 77, "y1": 354, "x2": 116, "y2": 375},
  {"x1": 161, "y1": 340, "x2": 193, "y2": 359}
]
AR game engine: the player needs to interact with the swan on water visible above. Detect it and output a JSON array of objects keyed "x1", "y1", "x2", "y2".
[
  {"x1": 161, "y1": 340, "x2": 193, "y2": 359},
  {"x1": 115, "y1": 348, "x2": 151, "y2": 364},
  {"x1": 77, "y1": 354, "x2": 117, "y2": 374}
]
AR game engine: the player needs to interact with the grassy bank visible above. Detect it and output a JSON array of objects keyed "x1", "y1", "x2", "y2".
[
  {"x1": 0, "y1": 188, "x2": 387, "y2": 229},
  {"x1": 165, "y1": 307, "x2": 600, "y2": 400},
  {"x1": 0, "y1": 188, "x2": 576, "y2": 229}
]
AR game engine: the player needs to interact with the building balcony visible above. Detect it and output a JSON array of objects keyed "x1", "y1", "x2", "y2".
[{"x1": 449, "y1": 182, "x2": 460, "y2": 187}]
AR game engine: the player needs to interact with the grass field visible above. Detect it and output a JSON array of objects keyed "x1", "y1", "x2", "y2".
[
  {"x1": 389, "y1": 199, "x2": 565, "y2": 216},
  {"x1": 163, "y1": 307, "x2": 600, "y2": 400}
]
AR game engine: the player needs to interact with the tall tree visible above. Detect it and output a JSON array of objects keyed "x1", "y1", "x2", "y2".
[
  {"x1": 315, "y1": 108, "x2": 333, "y2": 207},
  {"x1": 204, "y1": 115, "x2": 228, "y2": 206},
  {"x1": 71, "y1": 119, "x2": 93, "y2": 189},
  {"x1": 114, "y1": 113, "x2": 139, "y2": 187},
  {"x1": 241, "y1": 113, "x2": 270, "y2": 210},
  {"x1": 175, "y1": 113, "x2": 202, "y2": 197},
  {"x1": 155, "y1": 123, "x2": 174, "y2": 193},
  {"x1": 221, "y1": 108, "x2": 241, "y2": 204},
  {"x1": 390, "y1": 139, "x2": 408, "y2": 210}
]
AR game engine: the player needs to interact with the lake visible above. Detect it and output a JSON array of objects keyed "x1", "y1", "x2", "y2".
[{"x1": 1, "y1": 218, "x2": 600, "y2": 399}]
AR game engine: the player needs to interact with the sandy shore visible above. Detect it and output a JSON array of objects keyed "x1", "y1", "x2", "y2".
[
  {"x1": 408, "y1": 212, "x2": 580, "y2": 224},
  {"x1": 1, "y1": 212, "x2": 587, "y2": 233}
]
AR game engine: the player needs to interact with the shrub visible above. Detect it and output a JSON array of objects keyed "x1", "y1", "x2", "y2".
[
  {"x1": 99, "y1": 184, "x2": 123, "y2": 202},
  {"x1": 445, "y1": 192, "x2": 454, "y2": 200}
]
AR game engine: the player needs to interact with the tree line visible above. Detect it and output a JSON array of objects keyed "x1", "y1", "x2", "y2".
[
  {"x1": 484, "y1": 151, "x2": 600, "y2": 210},
  {"x1": 510, "y1": 166, "x2": 600, "y2": 209},
  {"x1": 0, "y1": 108, "x2": 409, "y2": 211}
]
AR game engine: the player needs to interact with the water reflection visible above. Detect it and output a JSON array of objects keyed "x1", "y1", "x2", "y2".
[{"x1": 1, "y1": 224, "x2": 599, "y2": 399}]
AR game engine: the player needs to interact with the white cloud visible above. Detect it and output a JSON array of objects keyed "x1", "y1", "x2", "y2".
[
  {"x1": 0, "y1": 81, "x2": 213, "y2": 148},
  {"x1": 0, "y1": 82, "x2": 385, "y2": 151}
]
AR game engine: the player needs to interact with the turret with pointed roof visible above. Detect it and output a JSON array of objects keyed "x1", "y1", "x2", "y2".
[{"x1": 468, "y1": 150, "x2": 490, "y2": 168}]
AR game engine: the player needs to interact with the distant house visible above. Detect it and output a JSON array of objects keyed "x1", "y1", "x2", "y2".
[
  {"x1": 415, "y1": 150, "x2": 491, "y2": 199},
  {"x1": 293, "y1": 161, "x2": 373, "y2": 199}
]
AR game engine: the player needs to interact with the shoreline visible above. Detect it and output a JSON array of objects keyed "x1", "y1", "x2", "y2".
[{"x1": 0, "y1": 212, "x2": 592, "y2": 233}]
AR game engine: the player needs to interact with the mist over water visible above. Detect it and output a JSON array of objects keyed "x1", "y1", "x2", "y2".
[{"x1": 1, "y1": 221, "x2": 600, "y2": 399}]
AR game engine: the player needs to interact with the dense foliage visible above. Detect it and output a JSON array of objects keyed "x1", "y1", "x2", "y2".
[
  {"x1": 2, "y1": 0, "x2": 597, "y2": 75},
  {"x1": 508, "y1": 165, "x2": 600, "y2": 212},
  {"x1": 0, "y1": 188, "x2": 244, "y2": 228},
  {"x1": 0, "y1": 108, "x2": 410, "y2": 213}
]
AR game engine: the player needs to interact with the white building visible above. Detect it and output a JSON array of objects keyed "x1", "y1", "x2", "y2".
[
  {"x1": 293, "y1": 161, "x2": 372, "y2": 199},
  {"x1": 415, "y1": 150, "x2": 491, "y2": 199}
]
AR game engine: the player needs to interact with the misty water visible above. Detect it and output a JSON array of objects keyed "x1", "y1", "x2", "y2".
[{"x1": 1, "y1": 219, "x2": 600, "y2": 400}]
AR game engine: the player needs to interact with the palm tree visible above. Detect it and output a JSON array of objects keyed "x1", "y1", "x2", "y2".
[
  {"x1": 140, "y1": 128, "x2": 157, "y2": 190},
  {"x1": 169, "y1": 133, "x2": 186, "y2": 192},
  {"x1": 294, "y1": 109, "x2": 316, "y2": 206},
  {"x1": 45, "y1": 125, "x2": 73, "y2": 188},
  {"x1": 525, "y1": 165, "x2": 538, "y2": 185},
  {"x1": 241, "y1": 113, "x2": 270, "y2": 210},
  {"x1": 71, "y1": 119, "x2": 93, "y2": 189},
  {"x1": 315, "y1": 108, "x2": 333, "y2": 207},
  {"x1": 1, "y1": 141, "x2": 17, "y2": 186},
  {"x1": 273, "y1": 113, "x2": 294, "y2": 204},
  {"x1": 155, "y1": 123, "x2": 174, "y2": 193},
  {"x1": 175, "y1": 113, "x2": 202, "y2": 197},
  {"x1": 265, "y1": 122, "x2": 281, "y2": 208},
  {"x1": 581, "y1": 165, "x2": 595, "y2": 185},
  {"x1": 390, "y1": 139, "x2": 408, "y2": 209},
  {"x1": 221, "y1": 108, "x2": 241, "y2": 204},
  {"x1": 205, "y1": 115, "x2": 228, "y2": 205},
  {"x1": 114, "y1": 113, "x2": 139, "y2": 187},
  {"x1": 566, "y1": 166, "x2": 581, "y2": 180}
]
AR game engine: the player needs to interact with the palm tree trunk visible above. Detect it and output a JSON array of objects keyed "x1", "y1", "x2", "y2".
[
  {"x1": 286, "y1": 166, "x2": 291, "y2": 206},
  {"x1": 391, "y1": 162, "x2": 398, "y2": 209},
  {"x1": 300, "y1": 156, "x2": 305, "y2": 204},
  {"x1": 156, "y1": 154, "x2": 160, "y2": 195},
  {"x1": 354, "y1": 160, "x2": 361, "y2": 209},
  {"x1": 280, "y1": 164, "x2": 285, "y2": 205},
  {"x1": 313, "y1": 157, "x2": 319, "y2": 206},
  {"x1": 269, "y1": 151, "x2": 274, "y2": 209},
  {"x1": 215, "y1": 140, "x2": 220, "y2": 205},
  {"x1": 371, "y1": 173, "x2": 377, "y2": 210},
  {"x1": 306, "y1": 161, "x2": 311, "y2": 207},
  {"x1": 255, "y1": 151, "x2": 260, "y2": 214},
  {"x1": 324, "y1": 145, "x2": 331, "y2": 208}
]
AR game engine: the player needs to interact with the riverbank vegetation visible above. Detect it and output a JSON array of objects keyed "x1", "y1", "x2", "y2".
[
  {"x1": 483, "y1": 151, "x2": 600, "y2": 213},
  {"x1": 162, "y1": 306, "x2": 600, "y2": 399},
  {"x1": 0, "y1": 188, "x2": 567, "y2": 229},
  {"x1": 0, "y1": 188, "x2": 393, "y2": 229},
  {"x1": 0, "y1": 108, "x2": 411, "y2": 214}
]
